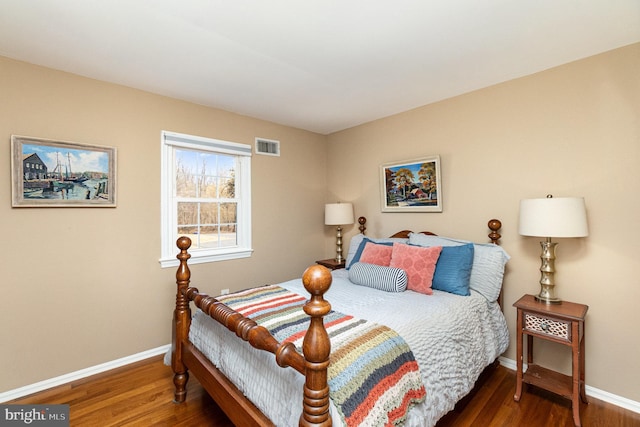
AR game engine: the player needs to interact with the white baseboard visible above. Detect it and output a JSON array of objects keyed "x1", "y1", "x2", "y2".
[
  {"x1": 498, "y1": 356, "x2": 518, "y2": 371},
  {"x1": 0, "y1": 344, "x2": 171, "y2": 403},
  {"x1": 498, "y1": 357, "x2": 640, "y2": 414}
]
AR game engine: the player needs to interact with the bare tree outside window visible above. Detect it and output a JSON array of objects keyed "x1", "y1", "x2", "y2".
[{"x1": 175, "y1": 149, "x2": 237, "y2": 250}]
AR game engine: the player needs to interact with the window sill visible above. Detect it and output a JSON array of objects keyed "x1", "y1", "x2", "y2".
[{"x1": 159, "y1": 248, "x2": 253, "y2": 268}]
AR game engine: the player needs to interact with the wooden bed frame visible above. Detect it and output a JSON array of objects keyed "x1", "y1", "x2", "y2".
[{"x1": 171, "y1": 217, "x2": 503, "y2": 427}]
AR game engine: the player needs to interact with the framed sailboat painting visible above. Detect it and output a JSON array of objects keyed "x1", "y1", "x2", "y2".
[{"x1": 11, "y1": 135, "x2": 117, "y2": 207}]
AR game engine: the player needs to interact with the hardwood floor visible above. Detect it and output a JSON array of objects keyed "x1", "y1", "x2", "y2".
[
  {"x1": 8, "y1": 355, "x2": 640, "y2": 426},
  {"x1": 8, "y1": 356, "x2": 232, "y2": 427},
  {"x1": 437, "y1": 365, "x2": 640, "y2": 427}
]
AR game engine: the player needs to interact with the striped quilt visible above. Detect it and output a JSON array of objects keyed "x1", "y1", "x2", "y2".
[{"x1": 217, "y1": 285, "x2": 426, "y2": 426}]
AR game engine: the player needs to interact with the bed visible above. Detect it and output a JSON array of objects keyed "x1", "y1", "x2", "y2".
[{"x1": 171, "y1": 217, "x2": 509, "y2": 426}]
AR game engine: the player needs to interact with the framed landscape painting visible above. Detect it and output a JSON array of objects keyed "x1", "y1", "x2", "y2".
[
  {"x1": 11, "y1": 135, "x2": 117, "y2": 207},
  {"x1": 380, "y1": 155, "x2": 442, "y2": 212}
]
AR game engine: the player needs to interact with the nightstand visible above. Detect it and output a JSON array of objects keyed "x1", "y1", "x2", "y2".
[
  {"x1": 315, "y1": 258, "x2": 345, "y2": 270},
  {"x1": 513, "y1": 294, "x2": 588, "y2": 427}
]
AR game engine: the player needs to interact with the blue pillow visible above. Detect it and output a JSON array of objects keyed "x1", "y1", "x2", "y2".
[
  {"x1": 346, "y1": 238, "x2": 393, "y2": 269},
  {"x1": 432, "y1": 243, "x2": 474, "y2": 296}
]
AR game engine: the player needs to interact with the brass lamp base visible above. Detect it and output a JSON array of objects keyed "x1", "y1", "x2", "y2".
[
  {"x1": 535, "y1": 290, "x2": 562, "y2": 304},
  {"x1": 334, "y1": 225, "x2": 344, "y2": 264},
  {"x1": 535, "y1": 238, "x2": 562, "y2": 304}
]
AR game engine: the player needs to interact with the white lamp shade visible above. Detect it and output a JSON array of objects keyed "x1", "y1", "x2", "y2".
[
  {"x1": 324, "y1": 203, "x2": 354, "y2": 225},
  {"x1": 519, "y1": 197, "x2": 588, "y2": 238}
]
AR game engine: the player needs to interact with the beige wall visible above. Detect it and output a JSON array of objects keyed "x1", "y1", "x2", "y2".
[
  {"x1": 2, "y1": 43, "x2": 639, "y2": 405},
  {"x1": 326, "y1": 43, "x2": 640, "y2": 402},
  {"x1": 0, "y1": 57, "x2": 327, "y2": 392}
]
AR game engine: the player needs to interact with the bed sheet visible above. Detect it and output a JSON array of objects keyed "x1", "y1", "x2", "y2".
[{"x1": 188, "y1": 270, "x2": 509, "y2": 426}]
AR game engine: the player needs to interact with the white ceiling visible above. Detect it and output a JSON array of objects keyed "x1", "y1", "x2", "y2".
[{"x1": 1, "y1": 1, "x2": 639, "y2": 134}]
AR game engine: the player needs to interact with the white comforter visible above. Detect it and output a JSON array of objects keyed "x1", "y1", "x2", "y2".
[{"x1": 188, "y1": 269, "x2": 509, "y2": 426}]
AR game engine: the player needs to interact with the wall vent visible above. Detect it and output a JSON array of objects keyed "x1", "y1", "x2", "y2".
[{"x1": 255, "y1": 138, "x2": 280, "y2": 156}]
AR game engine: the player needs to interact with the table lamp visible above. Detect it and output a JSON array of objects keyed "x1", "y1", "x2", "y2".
[
  {"x1": 518, "y1": 195, "x2": 588, "y2": 304},
  {"x1": 324, "y1": 202, "x2": 354, "y2": 264}
]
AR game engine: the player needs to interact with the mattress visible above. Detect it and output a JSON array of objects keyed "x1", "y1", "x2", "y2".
[{"x1": 188, "y1": 269, "x2": 509, "y2": 426}]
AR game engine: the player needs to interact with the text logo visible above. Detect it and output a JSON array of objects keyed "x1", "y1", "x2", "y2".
[{"x1": 0, "y1": 405, "x2": 69, "y2": 426}]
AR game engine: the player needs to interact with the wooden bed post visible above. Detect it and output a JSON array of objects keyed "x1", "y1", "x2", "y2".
[
  {"x1": 487, "y1": 219, "x2": 504, "y2": 309},
  {"x1": 300, "y1": 265, "x2": 333, "y2": 427},
  {"x1": 172, "y1": 236, "x2": 192, "y2": 403}
]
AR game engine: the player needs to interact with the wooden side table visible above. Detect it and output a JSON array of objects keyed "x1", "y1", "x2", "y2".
[
  {"x1": 513, "y1": 294, "x2": 588, "y2": 426},
  {"x1": 315, "y1": 258, "x2": 345, "y2": 270}
]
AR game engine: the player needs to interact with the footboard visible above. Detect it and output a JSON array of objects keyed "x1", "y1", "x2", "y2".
[{"x1": 171, "y1": 236, "x2": 333, "y2": 427}]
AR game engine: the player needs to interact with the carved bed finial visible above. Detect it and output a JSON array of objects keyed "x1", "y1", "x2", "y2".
[
  {"x1": 358, "y1": 216, "x2": 367, "y2": 235},
  {"x1": 488, "y1": 219, "x2": 502, "y2": 244}
]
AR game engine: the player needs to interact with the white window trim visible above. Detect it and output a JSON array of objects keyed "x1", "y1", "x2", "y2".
[{"x1": 159, "y1": 131, "x2": 252, "y2": 268}]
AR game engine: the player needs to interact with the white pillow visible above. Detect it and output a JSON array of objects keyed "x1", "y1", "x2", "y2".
[
  {"x1": 408, "y1": 233, "x2": 510, "y2": 302},
  {"x1": 348, "y1": 262, "x2": 408, "y2": 292}
]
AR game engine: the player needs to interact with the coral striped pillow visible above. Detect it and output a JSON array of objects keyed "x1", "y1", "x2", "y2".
[
  {"x1": 348, "y1": 262, "x2": 408, "y2": 292},
  {"x1": 389, "y1": 243, "x2": 442, "y2": 295}
]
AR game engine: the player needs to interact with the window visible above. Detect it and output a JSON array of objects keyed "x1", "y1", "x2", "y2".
[{"x1": 160, "y1": 131, "x2": 252, "y2": 268}]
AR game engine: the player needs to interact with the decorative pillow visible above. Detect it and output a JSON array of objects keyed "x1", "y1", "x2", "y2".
[
  {"x1": 431, "y1": 243, "x2": 474, "y2": 296},
  {"x1": 346, "y1": 235, "x2": 408, "y2": 269},
  {"x1": 389, "y1": 243, "x2": 442, "y2": 295},
  {"x1": 348, "y1": 262, "x2": 408, "y2": 292},
  {"x1": 359, "y1": 242, "x2": 393, "y2": 266},
  {"x1": 408, "y1": 233, "x2": 510, "y2": 302}
]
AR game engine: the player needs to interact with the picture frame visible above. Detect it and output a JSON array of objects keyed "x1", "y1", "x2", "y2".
[
  {"x1": 380, "y1": 155, "x2": 442, "y2": 212},
  {"x1": 11, "y1": 135, "x2": 117, "y2": 207}
]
